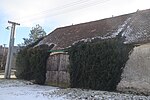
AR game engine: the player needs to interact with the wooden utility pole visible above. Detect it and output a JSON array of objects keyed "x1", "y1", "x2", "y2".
[{"x1": 4, "y1": 21, "x2": 20, "y2": 79}]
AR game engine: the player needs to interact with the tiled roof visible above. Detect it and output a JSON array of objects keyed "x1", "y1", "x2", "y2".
[{"x1": 39, "y1": 9, "x2": 150, "y2": 50}]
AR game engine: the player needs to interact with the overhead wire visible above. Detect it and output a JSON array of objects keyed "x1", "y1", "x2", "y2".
[
  {"x1": 14, "y1": 0, "x2": 112, "y2": 24},
  {"x1": 14, "y1": 0, "x2": 92, "y2": 21}
]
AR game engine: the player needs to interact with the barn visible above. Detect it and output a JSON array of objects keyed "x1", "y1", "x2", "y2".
[{"x1": 40, "y1": 8, "x2": 150, "y2": 94}]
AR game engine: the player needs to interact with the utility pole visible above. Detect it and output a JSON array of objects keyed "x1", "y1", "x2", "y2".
[{"x1": 4, "y1": 21, "x2": 20, "y2": 79}]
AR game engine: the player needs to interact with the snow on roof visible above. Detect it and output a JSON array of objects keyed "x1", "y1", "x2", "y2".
[{"x1": 39, "y1": 8, "x2": 150, "y2": 49}]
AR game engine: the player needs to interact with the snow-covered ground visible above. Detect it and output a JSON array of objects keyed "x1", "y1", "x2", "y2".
[
  {"x1": 0, "y1": 79, "x2": 63, "y2": 100},
  {"x1": 0, "y1": 79, "x2": 150, "y2": 100}
]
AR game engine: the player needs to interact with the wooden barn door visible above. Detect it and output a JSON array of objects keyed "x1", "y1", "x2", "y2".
[{"x1": 46, "y1": 53, "x2": 70, "y2": 87}]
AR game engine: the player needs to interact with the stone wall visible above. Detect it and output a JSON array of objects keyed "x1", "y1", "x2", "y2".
[
  {"x1": 117, "y1": 43, "x2": 150, "y2": 95},
  {"x1": 46, "y1": 52, "x2": 70, "y2": 87}
]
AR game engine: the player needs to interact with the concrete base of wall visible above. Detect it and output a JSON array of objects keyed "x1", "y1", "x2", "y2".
[{"x1": 117, "y1": 81, "x2": 150, "y2": 95}]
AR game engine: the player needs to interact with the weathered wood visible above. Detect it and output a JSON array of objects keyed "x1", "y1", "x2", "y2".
[
  {"x1": 58, "y1": 71, "x2": 70, "y2": 87},
  {"x1": 46, "y1": 52, "x2": 70, "y2": 87},
  {"x1": 46, "y1": 71, "x2": 58, "y2": 86},
  {"x1": 59, "y1": 54, "x2": 69, "y2": 71},
  {"x1": 47, "y1": 54, "x2": 60, "y2": 71}
]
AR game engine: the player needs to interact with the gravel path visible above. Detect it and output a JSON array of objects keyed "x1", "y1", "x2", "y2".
[{"x1": 49, "y1": 88, "x2": 150, "y2": 100}]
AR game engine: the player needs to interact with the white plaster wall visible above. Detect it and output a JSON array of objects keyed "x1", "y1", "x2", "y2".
[{"x1": 117, "y1": 43, "x2": 150, "y2": 95}]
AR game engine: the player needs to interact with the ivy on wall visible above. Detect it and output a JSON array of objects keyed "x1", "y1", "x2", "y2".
[{"x1": 68, "y1": 37, "x2": 134, "y2": 91}]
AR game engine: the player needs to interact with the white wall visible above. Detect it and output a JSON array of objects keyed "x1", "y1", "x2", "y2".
[{"x1": 117, "y1": 43, "x2": 150, "y2": 95}]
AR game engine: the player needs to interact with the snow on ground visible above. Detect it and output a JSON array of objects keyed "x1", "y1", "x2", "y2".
[
  {"x1": 0, "y1": 79, "x2": 64, "y2": 100},
  {"x1": 0, "y1": 79, "x2": 150, "y2": 100}
]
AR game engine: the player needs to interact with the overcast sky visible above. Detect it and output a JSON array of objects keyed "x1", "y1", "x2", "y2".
[{"x1": 0, "y1": 0, "x2": 150, "y2": 46}]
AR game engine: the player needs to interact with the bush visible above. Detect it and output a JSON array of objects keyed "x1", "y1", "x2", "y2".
[
  {"x1": 68, "y1": 37, "x2": 134, "y2": 91},
  {"x1": 16, "y1": 44, "x2": 50, "y2": 84},
  {"x1": 15, "y1": 48, "x2": 31, "y2": 80}
]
